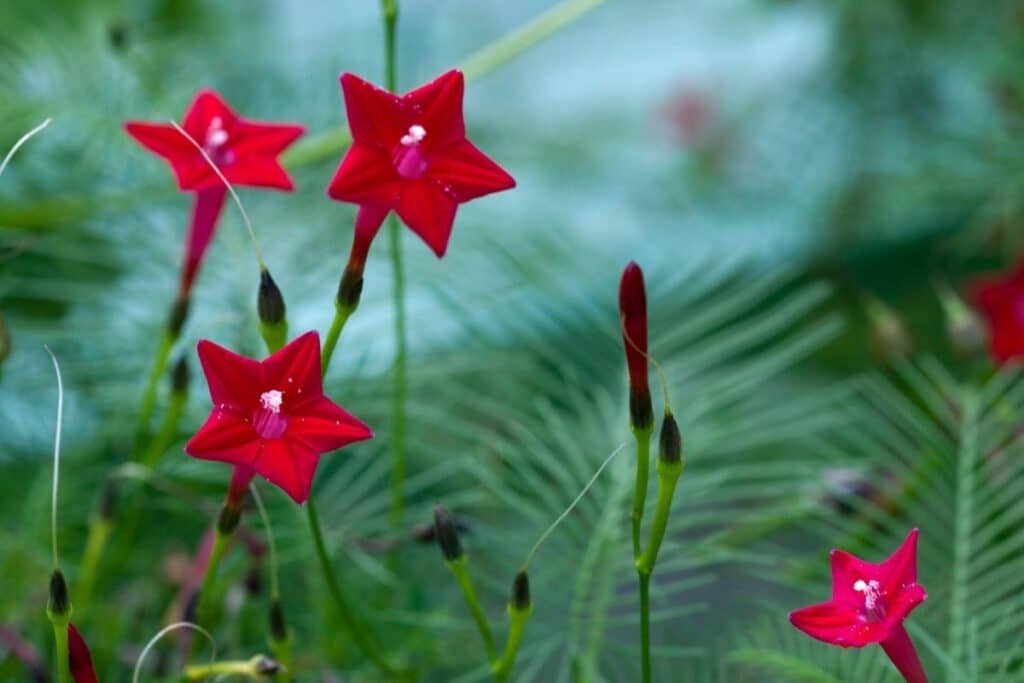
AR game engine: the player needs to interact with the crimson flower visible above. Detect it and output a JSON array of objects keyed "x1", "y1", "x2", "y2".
[
  {"x1": 125, "y1": 90, "x2": 304, "y2": 297},
  {"x1": 68, "y1": 624, "x2": 98, "y2": 683},
  {"x1": 620, "y1": 261, "x2": 652, "y2": 431},
  {"x1": 185, "y1": 331, "x2": 372, "y2": 503},
  {"x1": 790, "y1": 529, "x2": 929, "y2": 683},
  {"x1": 970, "y1": 261, "x2": 1024, "y2": 363},
  {"x1": 327, "y1": 69, "x2": 516, "y2": 258}
]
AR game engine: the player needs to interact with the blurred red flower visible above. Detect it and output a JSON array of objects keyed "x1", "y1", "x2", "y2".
[
  {"x1": 970, "y1": 262, "x2": 1024, "y2": 363},
  {"x1": 68, "y1": 624, "x2": 98, "y2": 683},
  {"x1": 186, "y1": 331, "x2": 372, "y2": 503},
  {"x1": 790, "y1": 529, "x2": 928, "y2": 683},
  {"x1": 125, "y1": 90, "x2": 304, "y2": 296},
  {"x1": 327, "y1": 69, "x2": 516, "y2": 258}
]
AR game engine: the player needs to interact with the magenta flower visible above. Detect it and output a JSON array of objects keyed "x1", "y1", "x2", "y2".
[
  {"x1": 790, "y1": 529, "x2": 929, "y2": 683},
  {"x1": 327, "y1": 69, "x2": 516, "y2": 258},
  {"x1": 970, "y1": 260, "x2": 1024, "y2": 363},
  {"x1": 125, "y1": 90, "x2": 304, "y2": 297},
  {"x1": 185, "y1": 331, "x2": 372, "y2": 503},
  {"x1": 68, "y1": 624, "x2": 98, "y2": 683}
]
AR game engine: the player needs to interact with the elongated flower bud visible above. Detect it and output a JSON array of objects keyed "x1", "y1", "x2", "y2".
[
  {"x1": 433, "y1": 505, "x2": 464, "y2": 562},
  {"x1": 49, "y1": 569, "x2": 69, "y2": 616},
  {"x1": 171, "y1": 354, "x2": 190, "y2": 396},
  {"x1": 168, "y1": 295, "x2": 190, "y2": 337},
  {"x1": 268, "y1": 597, "x2": 288, "y2": 643},
  {"x1": 258, "y1": 269, "x2": 286, "y2": 325},
  {"x1": 68, "y1": 624, "x2": 98, "y2": 683},
  {"x1": 658, "y1": 412, "x2": 682, "y2": 465},
  {"x1": 511, "y1": 570, "x2": 531, "y2": 612},
  {"x1": 620, "y1": 262, "x2": 652, "y2": 431}
]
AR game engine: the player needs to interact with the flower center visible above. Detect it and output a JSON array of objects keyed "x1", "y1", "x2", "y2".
[
  {"x1": 853, "y1": 579, "x2": 886, "y2": 622},
  {"x1": 203, "y1": 116, "x2": 234, "y2": 165},
  {"x1": 253, "y1": 389, "x2": 288, "y2": 439},
  {"x1": 392, "y1": 124, "x2": 429, "y2": 179}
]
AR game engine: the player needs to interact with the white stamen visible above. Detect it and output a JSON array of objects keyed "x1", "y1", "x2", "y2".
[
  {"x1": 260, "y1": 389, "x2": 283, "y2": 413},
  {"x1": 401, "y1": 124, "x2": 427, "y2": 146},
  {"x1": 853, "y1": 579, "x2": 881, "y2": 610},
  {"x1": 205, "y1": 116, "x2": 228, "y2": 147}
]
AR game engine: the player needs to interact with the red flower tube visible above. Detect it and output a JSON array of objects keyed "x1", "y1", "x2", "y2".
[
  {"x1": 68, "y1": 624, "x2": 98, "y2": 683},
  {"x1": 790, "y1": 529, "x2": 929, "y2": 683},
  {"x1": 125, "y1": 90, "x2": 304, "y2": 299},
  {"x1": 327, "y1": 69, "x2": 516, "y2": 259},
  {"x1": 185, "y1": 331, "x2": 372, "y2": 503},
  {"x1": 619, "y1": 261, "x2": 652, "y2": 431},
  {"x1": 969, "y1": 260, "x2": 1024, "y2": 363}
]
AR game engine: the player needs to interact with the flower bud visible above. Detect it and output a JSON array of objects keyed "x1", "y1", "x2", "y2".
[
  {"x1": 257, "y1": 269, "x2": 286, "y2": 326},
  {"x1": 218, "y1": 505, "x2": 242, "y2": 535},
  {"x1": 510, "y1": 570, "x2": 531, "y2": 612},
  {"x1": 171, "y1": 354, "x2": 190, "y2": 396},
  {"x1": 268, "y1": 597, "x2": 288, "y2": 643},
  {"x1": 658, "y1": 412, "x2": 682, "y2": 465},
  {"x1": 48, "y1": 569, "x2": 70, "y2": 617},
  {"x1": 433, "y1": 505, "x2": 464, "y2": 562},
  {"x1": 865, "y1": 297, "x2": 911, "y2": 364},
  {"x1": 620, "y1": 262, "x2": 652, "y2": 431},
  {"x1": 167, "y1": 295, "x2": 190, "y2": 337},
  {"x1": 68, "y1": 624, "x2": 98, "y2": 683},
  {"x1": 336, "y1": 265, "x2": 364, "y2": 311},
  {"x1": 938, "y1": 286, "x2": 986, "y2": 356},
  {"x1": 252, "y1": 655, "x2": 281, "y2": 676}
]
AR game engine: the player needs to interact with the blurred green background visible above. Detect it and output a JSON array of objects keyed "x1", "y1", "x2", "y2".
[{"x1": 3, "y1": 0, "x2": 1024, "y2": 681}]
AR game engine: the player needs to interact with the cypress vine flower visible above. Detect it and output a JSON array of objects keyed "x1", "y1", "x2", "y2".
[
  {"x1": 619, "y1": 261, "x2": 652, "y2": 431},
  {"x1": 970, "y1": 261, "x2": 1024, "y2": 363},
  {"x1": 185, "y1": 331, "x2": 372, "y2": 503},
  {"x1": 125, "y1": 90, "x2": 304, "y2": 297},
  {"x1": 790, "y1": 529, "x2": 929, "y2": 683},
  {"x1": 327, "y1": 69, "x2": 516, "y2": 258}
]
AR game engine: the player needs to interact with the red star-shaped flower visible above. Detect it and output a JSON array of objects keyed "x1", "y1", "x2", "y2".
[
  {"x1": 125, "y1": 90, "x2": 304, "y2": 298},
  {"x1": 125, "y1": 89, "x2": 304, "y2": 193},
  {"x1": 185, "y1": 331, "x2": 372, "y2": 503},
  {"x1": 790, "y1": 529, "x2": 929, "y2": 683},
  {"x1": 327, "y1": 69, "x2": 516, "y2": 258},
  {"x1": 970, "y1": 261, "x2": 1024, "y2": 363}
]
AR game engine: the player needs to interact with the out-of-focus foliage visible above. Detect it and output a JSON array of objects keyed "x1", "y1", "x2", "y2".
[{"x1": 3, "y1": 0, "x2": 1024, "y2": 681}]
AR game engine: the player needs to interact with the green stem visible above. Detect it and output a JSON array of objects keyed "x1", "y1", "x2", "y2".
[
  {"x1": 305, "y1": 497, "x2": 397, "y2": 677},
  {"x1": 320, "y1": 303, "x2": 353, "y2": 376},
  {"x1": 75, "y1": 517, "x2": 112, "y2": 617},
  {"x1": 48, "y1": 612, "x2": 71, "y2": 683},
  {"x1": 446, "y1": 557, "x2": 497, "y2": 662},
  {"x1": 388, "y1": 215, "x2": 408, "y2": 535},
  {"x1": 196, "y1": 528, "x2": 230, "y2": 626},
  {"x1": 638, "y1": 573, "x2": 651, "y2": 683},
  {"x1": 630, "y1": 426, "x2": 652, "y2": 558},
  {"x1": 492, "y1": 605, "x2": 531, "y2": 683},
  {"x1": 140, "y1": 387, "x2": 187, "y2": 467},
  {"x1": 135, "y1": 329, "x2": 174, "y2": 454}
]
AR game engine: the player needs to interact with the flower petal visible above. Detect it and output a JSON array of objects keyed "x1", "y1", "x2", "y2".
[
  {"x1": 427, "y1": 139, "x2": 516, "y2": 203},
  {"x1": 185, "y1": 410, "x2": 259, "y2": 466},
  {"x1": 886, "y1": 582, "x2": 927, "y2": 624},
  {"x1": 829, "y1": 548, "x2": 881, "y2": 606},
  {"x1": 789, "y1": 601, "x2": 883, "y2": 647},
  {"x1": 395, "y1": 180, "x2": 458, "y2": 258},
  {"x1": 182, "y1": 89, "x2": 240, "y2": 136},
  {"x1": 196, "y1": 339, "x2": 264, "y2": 411},
  {"x1": 254, "y1": 439, "x2": 318, "y2": 503},
  {"x1": 880, "y1": 528, "x2": 919, "y2": 592},
  {"x1": 327, "y1": 142, "x2": 403, "y2": 207},
  {"x1": 124, "y1": 122, "x2": 193, "y2": 161},
  {"x1": 405, "y1": 69, "x2": 466, "y2": 149},
  {"x1": 261, "y1": 331, "x2": 323, "y2": 408},
  {"x1": 288, "y1": 396, "x2": 373, "y2": 453},
  {"x1": 233, "y1": 121, "x2": 305, "y2": 156},
  {"x1": 223, "y1": 157, "x2": 295, "y2": 191},
  {"x1": 340, "y1": 72, "x2": 405, "y2": 149}
]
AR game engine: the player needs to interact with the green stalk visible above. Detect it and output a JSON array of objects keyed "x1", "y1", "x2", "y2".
[
  {"x1": 630, "y1": 426, "x2": 652, "y2": 558},
  {"x1": 320, "y1": 304, "x2": 353, "y2": 375},
  {"x1": 380, "y1": 0, "x2": 408, "y2": 536},
  {"x1": 492, "y1": 606, "x2": 530, "y2": 683},
  {"x1": 135, "y1": 329, "x2": 174, "y2": 452},
  {"x1": 305, "y1": 497, "x2": 398, "y2": 677},
  {"x1": 75, "y1": 517, "x2": 112, "y2": 616},
  {"x1": 446, "y1": 557, "x2": 497, "y2": 662},
  {"x1": 635, "y1": 457, "x2": 683, "y2": 683},
  {"x1": 195, "y1": 527, "x2": 231, "y2": 626},
  {"x1": 49, "y1": 615, "x2": 71, "y2": 683},
  {"x1": 140, "y1": 385, "x2": 188, "y2": 467}
]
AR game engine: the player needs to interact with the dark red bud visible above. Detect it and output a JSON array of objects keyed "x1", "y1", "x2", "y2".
[
  {"x1": 68, "y1": 624, "x2": 98, "y2": 683},
  {"x1": 620, "y1": 262, "x2": 652, "y2": 429},
  {"x1": 433, "y1": 505, "x2": 464, "y2": 562}
]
